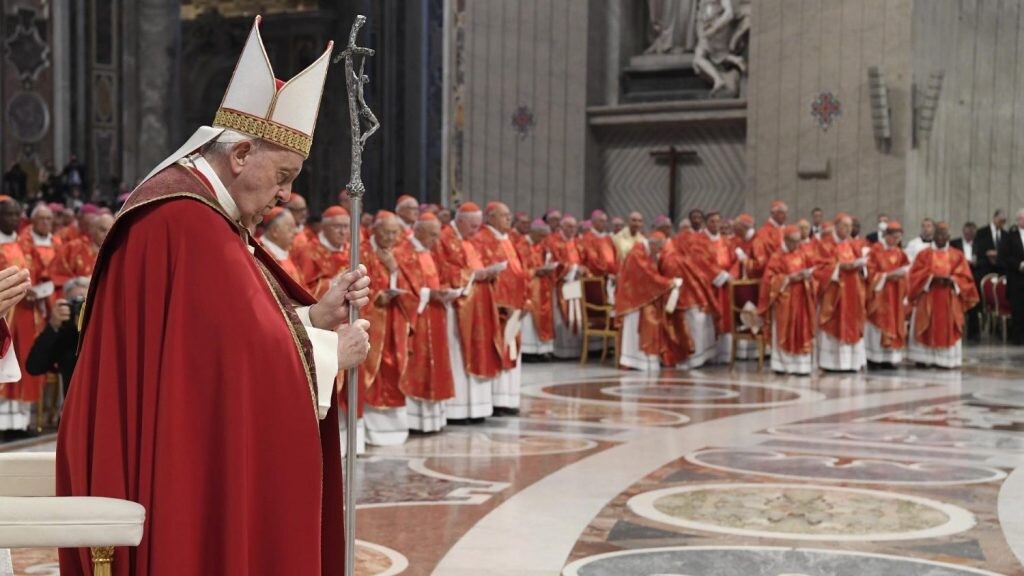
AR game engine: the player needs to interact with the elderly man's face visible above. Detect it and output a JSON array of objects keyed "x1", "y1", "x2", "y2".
[
  {"x1": 628, "y1": 212, "x2": 644, "y2": 234},
  {"x1": 798, "y1": 222, "x2": 811, "y2": 239},
  {"x1": 287, "y1": 196, "x2": 308, "y2": 226},
  {"x1": 611, "y1": 217, "x2": 625, "y2": 233},
  {"x1": 227, "y1": 142, "x2": 303, "y2": 228},
  {"x1": 885, "y1": 230, "x2": 903, "y2": 247},
  {"x1": 733, "y1": 221, "x2": 749, "y2": 238},
  {"x1": 456, "y1": 214, "x2": 482, "y2": 238},
  {"x1": 772, "y1": 207, "x2": 788, "y2": 226},
  {"x1": 375, "y1": 218, "x2": 402, "y2": 249},
  {"x1": 835, "y1": 218, "x2": 852, "y2": 240},
  {"x1": 488, "y1": 204, "x2": 512, "y2": 233},
  {"x1": 561, "y1": 219, "x2": 578, "y2": 238},
  {"x1": 397, "y1": 202, "x2": 419, "y2": 225},
  {"x1": 529, "y1": 227, "x2": 550, "y2": 244},
  {"x1": 547, "y1": 215, "x2": 562, "y2": 231},
  {"x1": 322, "y1": 216, "x2": 351, "y2": 248},
  {"x1": 415, "y1": 220, "x2": 442, "y2": 249},
  {"x1": 648, "y1": 237, "x2": 666, "y2": 259},
  {"x1": 439, "y1": 209, "x2": 453, "y2": 226},
  {"x1": 784, "y1": 233, "x2": 801, "y2": 253},
  {"x1": 267, "y1": 210, "x2": 298, "y2": 248},
  {"x1": 32, "y1": 209, "x2": 54, "y2": 236},
  {"x1": 91, "y1": 214, "x2": 114, "y2": 246},
  {"x1": 514, "y1": 215, "x2": 531, "y2": 235},
  {"x1": 592, "y1": 213, "x2": 608, "y2": 233}
]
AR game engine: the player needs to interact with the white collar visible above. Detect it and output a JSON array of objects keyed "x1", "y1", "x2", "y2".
[
  {"x1": 0, "y1": 230, "x2": 15, "y2": 244},
  {"x1": 591, "y1": 229, "x2": 608, "y2": 238},
  {"x1": 262, "y1": 237, "x2": 290, "y2": 261},
  {"x1": 486, "y1": 225, "x2": 508, "y2": 241},
  {"x1": 188, "y1": 155, "x2": 241, "y2": 224},
  {"x1": 560, "y1": 231, "x2": 574, "y2": 242},
  {"x1": 410, "y1": 235, "x2": 427, "y2": 252},
  {"x1": 832, "y1": 230, "x2": 843, "y2": 244},
  {"x1": 704, "y1": 229, "x2": 720, "y2": 241},
  {"x1": 318, "y1": 231, "x2": 344, "y2": 253},
  {"x1": 452, "y1": 225, "x2": 463, "y2": 240},
  {"x1": 30, "y1": 230, "x2": 52, "y2": 247},
  {"x1": 371, "y1": 235, "x2": 380, "y2": 252}
]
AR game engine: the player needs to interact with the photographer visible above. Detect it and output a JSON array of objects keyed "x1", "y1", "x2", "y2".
[{"x1": 27, "y1": 276, "x2": 88, "y2": 392}]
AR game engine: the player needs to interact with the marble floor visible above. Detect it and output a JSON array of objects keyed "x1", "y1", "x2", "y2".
[{"x1": 5, "y1": 344, "x2": 1024, "y2": 575}]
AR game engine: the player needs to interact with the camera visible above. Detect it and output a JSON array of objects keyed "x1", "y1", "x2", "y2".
[{"x1": 67, "y1": 295, "x2": 86, "y2": 325}]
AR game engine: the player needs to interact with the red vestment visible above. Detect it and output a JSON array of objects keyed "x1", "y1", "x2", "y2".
[
  {"x1": 908, "y1": 247, "x2": 979, "y2": 348},
  {"x1": 578, "y1": 230, "x2": 618, "y2": 278},
  {"x1": 293, "y1": 234, "x2": 349, "y2": 299},
  {"x1": 394, "y1": 240, "x2": 454, "y2": 402},
  {"x1": 867, "y1": 243, "x2": 910, "y2": 350},
  {"x1": 814, "y1": 233, "x2": 867, "y2": 344},
  {"x1": 11, "y1": 232, "x2": 60, "y2": 401},
  {"x1": 730, "y1": 234, "x2": 756, "y2": 279},
  {"x1": 523, "y1": 237, "x2": 555, "y2": 343},
  {"x1": 49, "y1": 237, "x2": 99, "y2": 289},
  {"x1": 57, "y1": 165, "x2": 345, "y2": 575},
  {"x1": 758, "y1": 247, "x2": 818, "y2": 355},
  {"x1": 0, "y1": 239, "x2": 38, "y2": 403},
  {"x1": 473, "y1": 227, "x2": 529, "y2": 368},
  {"x1": 359, "y1": 241, "x2": 411, "y2": 409},
  {"x1": 616, "y1": 243, "x2": 675, "y2": 361},
  {"x1": 659, "y1": 236, "x2": 716, "y2": 365},
  {"x1": 434, "y1": 226, "x2": 503, "y2": 378},
  {"x1": 750, "y1": 220, "x2": 784, "y2": 277},
  {"x1": 544, "y1": 231, "x2": 582, "y2": 325}
]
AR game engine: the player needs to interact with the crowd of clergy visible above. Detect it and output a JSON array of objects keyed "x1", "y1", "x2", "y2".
[
  {"x1": 250, "y1": 192, "x2": 1024, "y2": 450},
  {"x1": 2, "y1": 189, "x2": 1022, "y2": 448}
]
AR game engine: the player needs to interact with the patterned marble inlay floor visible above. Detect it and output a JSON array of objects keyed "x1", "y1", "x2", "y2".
[{"x1": 6, "y1": 344, "x2": 1024, "y2": 575}]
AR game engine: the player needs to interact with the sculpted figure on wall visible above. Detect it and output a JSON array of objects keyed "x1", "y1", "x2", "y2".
[
  {"x1": 643, "y1": 0, "x2": 699, "y2": 55},
  {"x1": 693, "y1": 0, "x2": 750, "y2": 96}
]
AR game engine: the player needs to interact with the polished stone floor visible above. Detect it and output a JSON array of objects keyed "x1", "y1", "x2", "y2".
[{"x1": 6, "y1": 344, "x2": 1024, "y2": 575}]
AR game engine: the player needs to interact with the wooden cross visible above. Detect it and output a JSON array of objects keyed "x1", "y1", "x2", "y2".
[{"x1": 650, "y1": 146, "x2": 697, "y2": 222}]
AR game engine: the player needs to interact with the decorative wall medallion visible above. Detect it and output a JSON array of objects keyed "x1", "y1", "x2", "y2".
[
  {"x1": 511, "y1": 105, "x2": 535, "y2": 138},
  {"x1": 627, "y1": 483, "x2": 974, "y2": 541},
  {"x1": 562, "y1": 546, "x2": 1006, "y2": 576},
  {"x1": 6, "y1": 91, "x2": 50, "y2": 143},
  {"x1": 3, "y1": 24, "x2": 50, "y2": 82},
  {"x1": 811, "y1": 91, "x2": 842, "y2": 131}
]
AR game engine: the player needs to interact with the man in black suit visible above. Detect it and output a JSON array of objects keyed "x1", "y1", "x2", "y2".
[
  {"x1": 865, "y1": 213, "x2": 889, "y2": 244},
  {"x1": 952, "y1": 222, "x2": 980, "y2": 341},
  {"x1": 976, "y1": 209, "x2": 1008, "y2": 280},
  {"x1": 999, "y1": 209, "x2": 1024, "y2": 345}
]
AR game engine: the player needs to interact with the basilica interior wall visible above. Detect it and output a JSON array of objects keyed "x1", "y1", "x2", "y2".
[
  {"x1": 747, "y1": 0, "x2": 914, "y2": 224},
  {"x1": 455, "y1": 0, "x2": 590, "y2": 218},
  {"x1": 907, "y1": 0, "x2": 1024, "y2": 230}
]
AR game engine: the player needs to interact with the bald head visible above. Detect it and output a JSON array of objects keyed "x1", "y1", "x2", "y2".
[
  {"x1": 414, "y1": 218, "x2": 442, "y2": 249},
  {"x1": 374, "y1": 214, "x2": 402, "y2": 249},
  {"x1": 91, "y1": 213, "x2": 115, "y2": 247}
]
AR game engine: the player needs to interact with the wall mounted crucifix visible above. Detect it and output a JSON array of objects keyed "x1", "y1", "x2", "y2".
[{"x1": 650, "y1": 146, "x2": 698, "y2": 222}]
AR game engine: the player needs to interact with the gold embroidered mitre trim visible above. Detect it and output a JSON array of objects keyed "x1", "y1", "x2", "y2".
[{"x1": 213, "y1": 108, "x2": 313, "y2": 157}]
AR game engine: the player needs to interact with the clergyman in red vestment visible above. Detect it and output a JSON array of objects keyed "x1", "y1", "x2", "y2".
[
  {"x1": 865, "y1": 221, "x2": 910, "y2": 366},
  {"x1": 56, "y1": 18, "x2": 372, "y2": 576}
]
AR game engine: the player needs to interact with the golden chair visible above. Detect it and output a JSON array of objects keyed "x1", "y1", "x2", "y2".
[
  {"x1": 580, "y1": 276, "x2": 617, "y2": 366},
  {"x1": 729, "y1": 279, "x2": 767, "y2": 370}
]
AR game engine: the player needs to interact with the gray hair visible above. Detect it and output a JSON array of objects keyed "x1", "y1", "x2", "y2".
[
  {"x1": 199, "y1": 129, "x2": 262, "y2": 161},
  {"x1": 63, "y1": 276, "x2": 90, "y2": 294}
]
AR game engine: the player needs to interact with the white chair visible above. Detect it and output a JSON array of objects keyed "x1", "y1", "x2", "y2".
[{"x1": 0, "y1": 453, "x2": 145, "y2": 575}]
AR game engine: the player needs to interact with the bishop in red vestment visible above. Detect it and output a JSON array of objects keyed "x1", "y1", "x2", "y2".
[
  {"x1": 57, "y1": 19, "x2": 372, "y2": 575},
  {"x1": 907, "y1": 223, "x2": 979, "y2": 368},
  {"x1": 750, "y1": 200, "x2": 789, "y2": 278},
  {"x1": 813, "y1": 213, "x2": 868, "y2": 372},
  {"x1": 394, "y1": 213, "x2": 454, "y2": 431},
  {"x1": 759, "y1": 226, "x2": 818, "y2": 375},
  {"x1": 520, "y1": 219, "x2": 555, "y2": 357},
  {"x1": 616, "y1": 234, "x2": 680, "y2": 371},
  {"x1": 48, "y1": 214, "x2": 111, "y2": 290},
  {"x1": 258, "y1": 206, "x2": 303, "y2": 285},
  {"x1": 544, "y1": 215, "x2": 587, "y2": 358},
  {"x1": 866, "y1": 221, "x2": 910, "y2": 365},
  {"x1": 293, "y1": 205, "x2": 351, "y2": 298}
]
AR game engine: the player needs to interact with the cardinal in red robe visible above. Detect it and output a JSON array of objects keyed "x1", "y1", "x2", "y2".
[
  {"x1": 659, "y1": 229, "x2": 716, "y2": 368},
  {"x1": 474, "y1": 202, "x2": 530, "y2": 414},
  {"x1": 813, "y1": 213, "x2": 868, "y2": 372},
  {"x1": 284, "y1": 192, "x2": 316, "y2": 253},
  {"x1": 578, "y1": 209, "x2": 619, "y2": 279},
  {"x1": 258, "y1": 207, "x2": 303, "y2": 284},
  {"x1": 57, "y1": 20, "x2": 373, "y2": 575},
  {"x1": 520, "y1": 219, "x2": 556, "y2": 357},
  {"x1": 866, "y1": 221, "x2": 910, "y2": 366},
  {"x1": 433, "y1": 202, "x2": 500, "y2": 421},
  {"x1": 907, "y1": 222, "x2": 979, "y2": 368},
  {"x1": 48, "y1": 213, "x2": 111, "y2": 290},
  {"x1": 750, "y1": 200, "x2": 789, "y2": 278},
  {"x1": 759, "y1": 225, "x2": 818, "y2": 375},
  {"x1": 545, "y1": 215, "x2": 587, "y2": 358},
  {"x1": 293, "y1": 205, "x2": 351, "y2": 298},
  {"x1": 697, "y1": 212, "x2": 738, "y2": 363},
  {"x1": 616, "y1": 233, "x2": 680, "y2": 371}
]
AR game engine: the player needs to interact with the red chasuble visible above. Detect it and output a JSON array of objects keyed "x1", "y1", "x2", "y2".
[
  {"x1": 433, "y1": 225, "x2": 503, "y2": 378},
  {"x1": 758, "y1": 247, "x2": 818, "y2": 355},
  {"x1": 57, "y1": 165, "x2": 345, "y2": 575},
  {"x1": 578, "y1": 231, "x2": 618, "y2": 278},
  {"x1": 730, "y1": 234, "x2": 755, "y2": 279},
  {"x1": 48, "y1": 237, "x2": 99, "y2": 290},
  {"x1": 360, "y1": 241, "x2": 411, "y2": 410},
  {"x1": 908, "y1": 247, "x2": 979, "y2": 348},
  {"x1": 0, "y1": 240, "x2": 37, "y2": 403},
  {"x1": 544, "y1": 232, "x2": 582, "y2": 326},
  {"x1": 659, "y1": 236, "x2": 716, "y2": 366},
  {"x1": 293, "y1": 235, "x2": 350, "y2": 299},
  {"x1": 867, "y1": 243, "x2": 910, "y2": 350},
  {"x1": 473, "y1": 227, "x2": 529, "y2": 367},
  {"x1": 616, "y1": 243, "x2": 675, "y2": 361},
  {"x1": 813, "y1": 233, "x2": 867, "y2": 344},
  {"x1": 394, "y1": 240, "x2": 454, "y2": 402},
  {"x1": 750, "y1": 220, "x2": 784, "y2": 278}
]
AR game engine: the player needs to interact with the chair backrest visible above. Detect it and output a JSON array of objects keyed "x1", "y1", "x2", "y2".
[
  {"x1": 980, "y1": 273, "x2": 999, "y2": 313},
  {"x1": 729, "y1": 279, "x2": 761, "y2": 329},
  {"x1": 997, "y1": 276, "x2": 1012, "y2": 315},
  {"x1": 582, "y1": 276, "x2": 607, "y2": 307}
]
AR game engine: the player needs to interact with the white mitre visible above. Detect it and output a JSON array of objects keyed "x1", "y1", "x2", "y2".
[{"x1": 136, "y1": 15, "x2": 334, "y2": 189}]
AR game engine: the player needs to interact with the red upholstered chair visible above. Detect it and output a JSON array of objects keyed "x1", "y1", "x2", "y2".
[
  {"x1": 729, "y1": 279, "x2": 767, "y2": 370},
  {"x1": 979, "y1": 273, "x2": 999, "y2": 336},
  {"x1": 996, "y1": 276, "x2": 1013, "y2": 343},
  {"x1": 580, "y1": 276, "x2": 617, "y2": 366}
]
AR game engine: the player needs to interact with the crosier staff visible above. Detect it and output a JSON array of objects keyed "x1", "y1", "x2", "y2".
[{"x1": 334, "y1": 14, "x2": 379, "y2": 576}]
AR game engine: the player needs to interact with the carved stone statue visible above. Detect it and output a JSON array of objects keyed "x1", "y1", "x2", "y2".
[
  {"x1": 643, "y1": 0, "x2": 699, "y2": 55},
  {"x1": 693, "y1": 0, "x2": 750, "y2": 96}
]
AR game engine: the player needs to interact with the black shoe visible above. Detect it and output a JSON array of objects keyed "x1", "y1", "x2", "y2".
[
  {"x1": 494, "y1": 407, "x2": 519, "y2": 417},
  {"x1": 447, "y1": 418, "x2": 471, "y2": 425},
  {"x1": 469, "y1": 417, "x2": 486, "y2": 424},
  {"x1": 540, "y1": 353, "x2": 555, "y2": 362}
]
